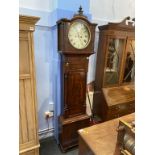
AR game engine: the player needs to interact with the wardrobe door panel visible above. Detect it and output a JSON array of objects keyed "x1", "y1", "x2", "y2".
[
  {"x1": 19, "y1": 32, "x2": 30, "y2": 75},
  {"x1": 19, "y1": 80, "x2": 29, "y2": 144},
  {"x1": 19, "y1": 79, "x2": 37, "y2": 149}
]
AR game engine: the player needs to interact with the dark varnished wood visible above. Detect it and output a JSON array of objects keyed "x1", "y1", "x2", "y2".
[
  {"x1": 62, "y1": 55, "x2": 89, "y2": 118},
  {"x1": 57, "y1": 11, "x2": 97, "y2": 54},
  {"x1": 93, "y1": 17, "x2": 135, "y2": 121},
  {"x1": 59, "y1": 115, "x2": 90, "y2": 152},
  {"x1": 57, "y1": 7, "x2": 97, "y2": 151}
]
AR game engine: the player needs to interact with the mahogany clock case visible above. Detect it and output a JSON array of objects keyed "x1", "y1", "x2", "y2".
[{"x1": 57, "y1": 7, "x2": 97, "y2": 152}]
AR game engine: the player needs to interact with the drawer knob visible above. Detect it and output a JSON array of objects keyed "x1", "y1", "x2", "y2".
[
  {"x1": 66, "y1": 62, "x2": 69, "y2": 66},
  {"x1": 116, "y1": 107, "x2": 119, "y2": 110}
]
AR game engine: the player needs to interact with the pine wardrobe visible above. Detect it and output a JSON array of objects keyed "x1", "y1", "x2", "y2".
[{"x1": 19, "y1": 15, "x2": 40, "y2": 155}]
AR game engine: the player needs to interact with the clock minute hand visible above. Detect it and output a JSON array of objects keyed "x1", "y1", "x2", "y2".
[
  {"x1": 78, "y1": 34, "x2": 84, "y2": 46},
  {"x1": 74, "y1": 28, "x2": 80, "y2": 37}
]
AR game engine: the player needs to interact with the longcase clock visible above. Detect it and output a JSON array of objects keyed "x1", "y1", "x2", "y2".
[{"x1": 57, "y1": 6, "x2": 97, "y2": 151}]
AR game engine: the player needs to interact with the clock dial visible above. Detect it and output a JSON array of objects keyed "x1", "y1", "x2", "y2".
[{"x1": 68, "y1": 22, "x2": 91, "y2": 49}]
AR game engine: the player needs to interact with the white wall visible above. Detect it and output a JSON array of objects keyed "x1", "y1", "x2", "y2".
[
  {"x1": 19, "y1": 0, "x2": 55, "y2": 12},
  {"x1": 90, "y1": 0, "x2": 135, "y2": 25}
]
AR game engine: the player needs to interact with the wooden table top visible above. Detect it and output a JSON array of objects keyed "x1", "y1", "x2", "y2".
[{"x1": 78, "y1": 113, "x2": 135, "y2": 155}]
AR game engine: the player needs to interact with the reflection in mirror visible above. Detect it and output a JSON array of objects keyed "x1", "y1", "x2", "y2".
[
  {"x1": 104, "y1": 38, "x2": 124, "y2": 86},
  {"x1": 123, "y1": 40, "x2": 135, "y2": 83}
]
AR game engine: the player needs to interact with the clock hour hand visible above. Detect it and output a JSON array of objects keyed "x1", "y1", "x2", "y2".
[{"x1": 74, "y1": 28, "x2": 84, "y2": 46}]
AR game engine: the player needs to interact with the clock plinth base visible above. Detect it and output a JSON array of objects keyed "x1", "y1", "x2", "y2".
[{"x1": 59, "y1": 114, "x2": 90, "y2": 152}]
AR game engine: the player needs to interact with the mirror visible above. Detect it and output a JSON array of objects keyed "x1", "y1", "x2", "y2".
[
  {"x1": 104, "y1": 38, "x2": 124, "y2": 86},
  {"x1": 123, "y1": 40, "x2": 135, "y2": 83}
]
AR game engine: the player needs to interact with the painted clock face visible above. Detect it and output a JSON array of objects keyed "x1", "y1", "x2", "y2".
[{"x1": 68, "y1": 21, "x2": 91, "y2": 49}]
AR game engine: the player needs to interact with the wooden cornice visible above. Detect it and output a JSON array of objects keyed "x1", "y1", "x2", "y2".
[
  {"x1": 19, "y1": 15, "x2": 40, "y2": 31},
  {"x1": 19, "y1": 15, "x2": 40, "y2": 24},
  {"x1": 99, "y1": 16, "x2": 135, "y2": 32}
]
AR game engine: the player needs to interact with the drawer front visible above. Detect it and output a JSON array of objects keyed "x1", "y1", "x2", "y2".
[
  {"x1": 108, "y1": 106, "x2": 120, "y2": 115},
  {"x1": 106, "y1": 106, "x2": 120, "y2": 120},
  {"x1": 106, "y1": 113, "x2": 120, "y2": 120},
  {"x1": 109, "y1": 102, "x2": 134, "y2": 113},
  {"x1": 107, "y1": 102, "x2": 135, "y2": 120},
  {"x1": 118, "y1": 102, "x2": 135, "y2": 113}
]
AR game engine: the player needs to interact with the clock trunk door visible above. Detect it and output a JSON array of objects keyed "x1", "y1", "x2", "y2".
[{"x1": 64, "y1": 71, "x2": 86, "y2": 118}]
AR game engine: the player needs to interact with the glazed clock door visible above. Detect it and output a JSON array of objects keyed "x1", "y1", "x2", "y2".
[{"x1": 64, "y1": 71, "x2": 86, "y2": 118}]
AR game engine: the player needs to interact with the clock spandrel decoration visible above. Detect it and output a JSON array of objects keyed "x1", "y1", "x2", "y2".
[{"x1": 57, "y1": 6, "x2": 97, "y2": 151}]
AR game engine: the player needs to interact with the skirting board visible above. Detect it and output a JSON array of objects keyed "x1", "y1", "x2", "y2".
[{"x1": 38, "y1": 128, "x2": 54, "y2": 140}]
